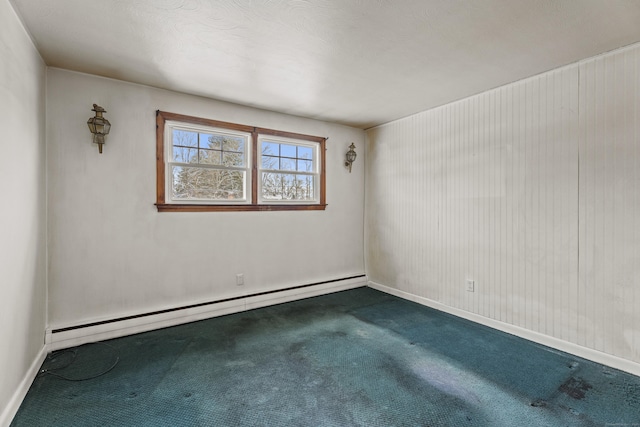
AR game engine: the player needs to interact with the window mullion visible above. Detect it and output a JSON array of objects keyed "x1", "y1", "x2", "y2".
[{"x1": 251, "y1": 130, "x2": 258, "y2": 204}]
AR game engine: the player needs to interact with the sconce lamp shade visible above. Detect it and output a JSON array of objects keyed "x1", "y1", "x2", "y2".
[
  {"x1": 345, "y1": 143, "x2": 357, "y2": 173},
  {"x1": 87, "y1": 104, "x2": 111, "y2": 153}
]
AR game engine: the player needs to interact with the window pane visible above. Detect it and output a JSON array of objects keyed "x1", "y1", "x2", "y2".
[
  {"x1": 199, "y1": 149, "x2": 222, "y2": 165},
  {"x1": 172, "y1": 166, "x2": 245, "y2": 200},
  {"x1": 280, "y1": 144, "x2": 296, "y2": 158},
  {"x1": 281, "y1": 174, "x2": 296, "y2": 199},
  {"x1": 173, "y1": 130, "x2": 198, "y2": 147},
  {"x1": 173, "y1": 147, "x2": 198, "y2": 163},
  {"x1": 261, "y1": 172, "x2": 314, "y2": 201},
  {"x1": 262, "y1": 155, "x2": 279, "y2": 170},
  {"x1": 298, "y1": 146, "x2": 313, "y2": 159},
  {"x1": 262, "y1": 142, "x2": 279, "y2": 156},
  {"x1": 297, "y1": 159, "x2": 312, "y2": 172},
  {"x1": 202, "y1": 133, "x2": 221, "y2": 149},
  {"x1": 222, "y1": 151, "x2": 244, "y2": 167},
  {"x1": 280, "y1": 158, "x2": 296, "y2": 171},
  {"x1": 261, "y1": 172, "x2": 291, "y2": 200},
  {"x1": 261, "y1": 172, "x2": 280, "y2": 200},
  {"x1": 297, "y1": 175, "x2": 314, "y2": 200},
  {"x1": 222, "y1": 136, "x2": 245, "y2": 152}
]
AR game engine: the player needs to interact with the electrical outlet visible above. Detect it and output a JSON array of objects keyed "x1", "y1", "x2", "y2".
[
  {"x1": 466, "y1": 279, "x2": 475, "y2": 292},
  {"x1": 236, "y1": 273, "x2": 244, "y2": 286}
]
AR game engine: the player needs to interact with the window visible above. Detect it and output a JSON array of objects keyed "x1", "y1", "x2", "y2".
[
  {"x1": 156, "y1": 111, "x2": 326, "y2": 212},
  {"x1": 259, "y1": 136, "x2": 318, "y2": 203},
  {"x1": 169, "y1": 125, "x2": 250, "y2": 202}
]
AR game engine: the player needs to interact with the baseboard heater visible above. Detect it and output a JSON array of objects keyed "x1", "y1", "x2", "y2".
[{"x1": 47, "y1": 275, "x2": 367, "y2": 350}]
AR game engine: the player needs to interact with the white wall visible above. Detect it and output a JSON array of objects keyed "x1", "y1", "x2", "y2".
[
  {"x1": 0, "y1": 0, "x2": 47, "y2": 423},
  {"x1": 366, "y1": 42, "x2": 640, "y2": 370},
  {"x1": 46, "y1": 68, "x2": 365, "y2": 330}
]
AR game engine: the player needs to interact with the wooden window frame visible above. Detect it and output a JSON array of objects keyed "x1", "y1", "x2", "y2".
[{"x1": 156, "y1": 111, "x2": 327, "y2": 212}]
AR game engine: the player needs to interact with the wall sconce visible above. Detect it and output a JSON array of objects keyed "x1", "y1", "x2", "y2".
[
  {"x1": 345, "y1": 143, "x2": 357, "y2": 173},
  {"x1": 87, "y1": 104, "x2": 111, "y2": 153}
]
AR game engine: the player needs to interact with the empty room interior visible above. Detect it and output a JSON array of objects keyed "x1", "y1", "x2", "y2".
[{"x1": 2, "y1": 0, "x2": 640, "y2": 425}]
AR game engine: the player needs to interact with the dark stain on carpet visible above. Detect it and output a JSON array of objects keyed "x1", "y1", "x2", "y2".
[{"x1": 559, "y1": 377, "x2": 593, "y2": 400}]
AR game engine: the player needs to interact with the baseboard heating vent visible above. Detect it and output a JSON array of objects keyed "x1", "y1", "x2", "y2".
[{"x1": 47, "y1": 275, "x2": 367, "y2": 350}]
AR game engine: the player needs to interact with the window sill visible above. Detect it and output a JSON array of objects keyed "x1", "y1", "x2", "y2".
[{"x1": 155, "y1": 203, "x2": 328, "y2": 212}]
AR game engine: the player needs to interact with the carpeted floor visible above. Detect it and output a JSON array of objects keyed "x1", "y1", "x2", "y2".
[{"x1": 11, "y1": 287, "x2": 640, "y2": 426}]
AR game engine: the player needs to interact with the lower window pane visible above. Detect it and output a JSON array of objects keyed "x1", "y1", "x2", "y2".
[
  {"x1": 172, "y1": 166, "x2": 245, "y2": 200},
  {"x1": 261, "y1": 172, "x2": 314, "y2": 201}
]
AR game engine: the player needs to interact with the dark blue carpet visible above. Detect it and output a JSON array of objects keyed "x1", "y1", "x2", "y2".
[{"x1": 11, "y1": 288, "x2": 640, "y2": 426}]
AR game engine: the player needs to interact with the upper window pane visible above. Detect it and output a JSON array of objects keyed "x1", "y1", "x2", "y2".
[
  {"x1": 173, "y1": 146, "x2": 198, "y2": 163},
  {"x1": 201, "y1": 133, "x2": 220, "y2": 149},
  {"x1": 223, "y1": 152, "x2": 244, "y2": 167},
  {"x1": 298, "y1": 146, "x2": 313, "y2": 159},
  {"x1": 280, "y1": 158, "x2": 296, "y2": 171},
  {"x1": 198, "y1": 149, "x2": 222, "y2": 165},
  {"x1": 280, "y1": 144, "x2": 297, "y2": 158},
  {"x1": 223, "y1": 136, "x2": 245, "y2": 152},
  {"x1": 262, "y1": 155, "x2": 279, "y2": 170},
  {"x1": 172, "y1": 128, "x2": 247, "y2": 168},
  {"x1": 173, "y1": 130, "x2": 198, "y2": 147},
  {"x1": 297, "y1": 159, "x2": 313, "y2": 172},
  {"x1": 262, "y1": 142, "x2": 279, "y2": 156},
  {"x1": 259, "y1": 141, "x2": 316, "y2": 172}
]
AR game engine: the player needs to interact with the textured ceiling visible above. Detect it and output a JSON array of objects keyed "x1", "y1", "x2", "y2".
[{"x1": 10, "y1": 0, "x2": 640, "y2": 129}]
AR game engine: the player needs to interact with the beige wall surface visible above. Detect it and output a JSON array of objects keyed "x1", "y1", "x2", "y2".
[
  {"x1": 0, "y1": 0, "x2": 47, "y2": 422},
  {"x1": 366, "y1": 43, "x2": 640, "y2": 367},
  {"x1": 46, "y1": 68, "x2": 365, "y2": 329}
]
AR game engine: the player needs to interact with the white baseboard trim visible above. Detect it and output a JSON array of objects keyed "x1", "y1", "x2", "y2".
[
  {"x1": 0, "y1": 345, "x2": 47, "y2": 427},
  {"x1": 368, "y1": 281, "x2": 640, "y2": 378},
  {"x1": 47, "y1": 276, "x2": 367, "y2": 351}
]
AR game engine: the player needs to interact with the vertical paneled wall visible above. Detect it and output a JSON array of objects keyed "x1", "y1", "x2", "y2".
[
  {"x1": 365, "y1": 42, "x2": 640, "y2": 365},
  {"x1": 578, "y1": 46, "x2": 640, "y2": 360}
]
